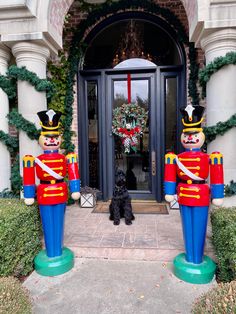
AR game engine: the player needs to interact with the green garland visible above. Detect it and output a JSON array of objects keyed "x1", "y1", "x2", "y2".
[
  {"x1": 204, "y1": 113, "x2": 236, "y2": 143},
  {"x1": 0, "y1": 130, "x2": 18, "y2": 154},
  {"x1": 0, "y1": 65, "x2": 56, "y2": 100},
  {"x1": 199, "y1": 51, "x2": 236, "y2": 99},
  {"x1": 0, "y1": 75, "x2": 16, "y2": 99},
  {"x1": 8, "y1": 109, "x2": 40, "y2": 141},
  {"x1": 8, "y1": 65, "x2": 55, "y2": 100}
]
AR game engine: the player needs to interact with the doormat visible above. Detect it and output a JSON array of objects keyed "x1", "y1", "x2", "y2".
[{"x1": 92, "y1": 201, "x2": 169, "y2": 214}]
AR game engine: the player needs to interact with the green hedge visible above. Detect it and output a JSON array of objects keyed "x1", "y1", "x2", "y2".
[
  {"x1": 0, "y1": 199, "x2": 42, "y2": 277},
  {"x1": 0, "y1": 277, "x2": 32, "y2": 314},
  {"x1": 211, "y1": 207, "x2": 236, "y2": 282},
  {"x1": 192, "y1": 280, "x2": 236, "y2": 313}
]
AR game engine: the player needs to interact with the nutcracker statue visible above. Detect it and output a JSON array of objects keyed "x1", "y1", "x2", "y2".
[
  {"x1": 164, "y1": 104, "x2": 224, "y2": 284},
  {"x1": 23, "y1": 109, "x2": 80, "y2": 276}
]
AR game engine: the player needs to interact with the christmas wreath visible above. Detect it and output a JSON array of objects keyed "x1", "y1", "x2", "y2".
[{"x1": 112, "y1": 103, "x2": 148, "y2": 153}]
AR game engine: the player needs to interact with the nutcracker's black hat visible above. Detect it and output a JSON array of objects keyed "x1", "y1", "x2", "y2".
[
  {"x1": 37, "y1": 109, "x2": 62, "y2": 136},
  {"x1": 180, "y1": 105, "x2": 205, "y2": 133}
]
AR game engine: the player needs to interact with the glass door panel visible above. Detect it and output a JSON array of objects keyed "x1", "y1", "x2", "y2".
[
  {"x1": 113, "y1": 79, "x2": 150, "y2": 192},
  {"x1": 165, "y1": 77, "x2": 177, "y2": 152},
  {"x1": 87, "y1": 81, "x2": 99, "y2": 189}
]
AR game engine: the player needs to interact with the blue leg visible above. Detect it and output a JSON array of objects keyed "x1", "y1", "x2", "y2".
[
  {"x1": 39, "y1": 204, "x2": 65, "y2": 258},
  {"x1": 39, "y1": 205, "x2": 55, "y2": 257},
  {"x1": 180, "y1": 205, "x2": 194, "y2": 263},
  {"x1": 53, "y1": 203, "x2": 66, "y2": 257},
  {"x1": 192, "y1": 206, "x2": 209, "y2": 264}
]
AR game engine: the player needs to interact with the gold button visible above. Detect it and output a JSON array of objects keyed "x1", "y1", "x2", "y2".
[
  {"x1": 51, "y1": 180, "x2": 56, "y2": 184},
  {"x1": 187, "y1": 180, "x2": 192, "y2": 184}
]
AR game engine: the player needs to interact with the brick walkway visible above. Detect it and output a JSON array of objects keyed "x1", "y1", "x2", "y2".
[{"x1": 64, "y1": 203, "x2": 214, "y2": 262}]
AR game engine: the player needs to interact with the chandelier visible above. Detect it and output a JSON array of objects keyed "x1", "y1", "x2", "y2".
[{"x1": 112, "y1": 20, "x2": 153, "y2": 67}]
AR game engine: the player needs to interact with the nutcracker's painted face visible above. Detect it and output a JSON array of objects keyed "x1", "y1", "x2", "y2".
[
  {"x1": 39, "y1": 134, "x2": 62, "y2": 151},
  {"x1": 181, "y1": 131, "x2": 205, "y2": 149}
]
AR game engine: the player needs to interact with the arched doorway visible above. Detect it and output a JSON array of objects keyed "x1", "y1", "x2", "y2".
[{"x1": 78, "y1": 12, "x2": 186, "y2": 201}]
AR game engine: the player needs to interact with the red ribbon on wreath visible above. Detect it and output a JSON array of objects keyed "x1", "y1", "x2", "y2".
[{"x1": 118, "y1": 126, "x2": 141, "y2": 136}]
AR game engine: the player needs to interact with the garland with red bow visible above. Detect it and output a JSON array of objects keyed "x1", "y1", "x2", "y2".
[{"x1": 112, "y1": 103, "x2": 148, "y2": 153}]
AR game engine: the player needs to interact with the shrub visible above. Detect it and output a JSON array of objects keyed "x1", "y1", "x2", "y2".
[
  {"x1": 0, "y1": 199, "x2": 42, "y2": 277},
  {"x1": 210, "y1": 207, "x2": 236, "y2": 282},
  {"x1": 0, "y1": 277, "x2": 32, "y2": 314},
  {"x1": 192, "y1": 280, "x2": 236, "y2": 314}
]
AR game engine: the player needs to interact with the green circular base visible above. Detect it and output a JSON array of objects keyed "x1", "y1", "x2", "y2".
[
  {"x1": 173, "y1": 253, "x2": 216, "y2": 284},
  {"x1": 34, "y1": 247, "x2": 74, "y2": 276}
]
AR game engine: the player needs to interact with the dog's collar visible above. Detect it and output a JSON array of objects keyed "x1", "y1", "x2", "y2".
[{"x1": 115, "y1": 185, "x2": 122, "y2": 189}]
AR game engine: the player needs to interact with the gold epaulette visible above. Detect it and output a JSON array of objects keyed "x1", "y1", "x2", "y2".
[
  {"x1": 210, "y1": 152, "x2": 223, "y2": 165},
  {"x1": 165, "y1": 153, "x2": 176, "y2": 164},
  {"x1": 66, "y1": 153, "x2": 78, "y2": 164},
  {"x1": 23, "y1": 155, "x2": 35, "y2": 167}
]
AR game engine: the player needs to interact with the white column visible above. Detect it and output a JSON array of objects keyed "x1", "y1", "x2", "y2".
[
  {"x1": 12, "y1": 42, "x2": 50, "y2": 175},
  {"x1": 0, "y1": 45, "x2": 11, "y2": 191},
  {"x1": 201, "y1": 28, "x2": 236, "y2": 206}
]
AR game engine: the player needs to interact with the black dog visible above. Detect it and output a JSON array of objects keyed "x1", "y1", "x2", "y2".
[{"x1": 109, "y1": 168, "x2": 135, "y2": 225}]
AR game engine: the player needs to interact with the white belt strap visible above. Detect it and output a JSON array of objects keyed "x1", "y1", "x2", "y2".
[
  {"x1": 35, "y1": 157, "x2": 64, "y2": 180},
  {"x1": 175, "y1": 156, "x2": 204, "y2": 181}
]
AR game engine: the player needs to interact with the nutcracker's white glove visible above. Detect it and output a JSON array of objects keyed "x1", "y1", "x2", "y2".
[
  {"x1": 165, "y1": 194, "x2": 175, "y2": 202},
  {"x1": 212, "y1": 198, "x2": 223, "y2": 207},
  {"x1": 71, "y1": 192, "x2": 80, "y2": 200},
  {"x1": 24, "y1": 198, "x2": 35, "y2": 206}
]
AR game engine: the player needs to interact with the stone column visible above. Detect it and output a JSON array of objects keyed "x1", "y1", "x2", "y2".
[
  {"x1": 201, "y1": 28, "x2": 236, "y2": 206},
  {"x1": 12, "y1": 42, "x2": 50, "y2": 175},
  {"x1": 0, "y1": 45, "x2": 11, "y2": 191}
]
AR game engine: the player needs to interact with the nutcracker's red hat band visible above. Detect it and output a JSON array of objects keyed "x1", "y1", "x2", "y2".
[
  {"x1": 180, "y1": 104, "x2": 205, "y2": 133},
  {"x1": 37, "y1": 109, "x2": 62, "y2": 136}
]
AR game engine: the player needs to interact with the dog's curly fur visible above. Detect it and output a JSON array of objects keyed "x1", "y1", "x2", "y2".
[{"x1": 109, "y1": 168, "x2": 135, "y2": 225}]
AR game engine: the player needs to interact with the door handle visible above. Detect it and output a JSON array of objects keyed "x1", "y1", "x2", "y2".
[{"x1": 151, "y1": 151, "x2": 156, "y2": 176}]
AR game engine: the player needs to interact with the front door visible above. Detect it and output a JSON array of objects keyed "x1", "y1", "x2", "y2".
[
  {"x1": 78, "y1": 66, "x2": 183, "y2": 201},
  {"x1": 106, "y1": 70, "x2": 158, "y2": 200}
]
